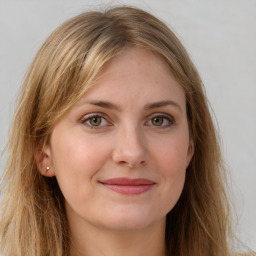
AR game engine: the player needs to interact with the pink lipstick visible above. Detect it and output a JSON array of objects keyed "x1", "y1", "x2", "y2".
[{"x1": 99, "y1": 178, "x2": 155, "y2": 195}]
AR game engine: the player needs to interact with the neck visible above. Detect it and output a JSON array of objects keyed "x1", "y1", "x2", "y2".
[{"x1": 69, "y1": 218, "x2": 166, "y2": 256}]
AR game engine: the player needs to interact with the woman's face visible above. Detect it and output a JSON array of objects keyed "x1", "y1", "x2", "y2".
[{"x1": 39, "y1": 47, "x2": 193, "y2": 232}]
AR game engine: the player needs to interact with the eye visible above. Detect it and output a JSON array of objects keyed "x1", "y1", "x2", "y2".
[
  {"x1": 80, "y1": 113, "x2": 110, "y2": 128},
  {"x1": 146, "y1": 114, "x2": 174, "y2": 128}
]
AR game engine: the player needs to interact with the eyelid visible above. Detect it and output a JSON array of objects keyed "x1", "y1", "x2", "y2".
[
  {"x1": 80, "y1": 112, "x2": 111, "y2": 128},
  {"x1": 80, "y1": 112, "x2": 105, "y2": 122},
  {"x1": 79, "y1": 112, "x2": 175, "y2": 129},
  {"x1": 145, "y1": 113, "x2": 175, "y2": 127}
]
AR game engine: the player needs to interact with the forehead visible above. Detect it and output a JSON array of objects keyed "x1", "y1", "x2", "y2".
[{"x1": 77, "y1": 47, "x2": 186, "y2": 108}]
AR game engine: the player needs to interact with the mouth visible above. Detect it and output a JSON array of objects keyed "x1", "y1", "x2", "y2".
[{"x1": 99, "y1": 178, "x2": 156, "y2": 195}]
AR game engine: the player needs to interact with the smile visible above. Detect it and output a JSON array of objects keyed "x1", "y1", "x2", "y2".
[{"x1": 99, "y1": 178, "x2": 156, "y2": 195}]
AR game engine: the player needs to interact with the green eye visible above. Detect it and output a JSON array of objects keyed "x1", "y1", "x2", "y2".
[
  {"x1": 152, "y1": 117, "x2": 164, "y2": 126},
  {"x1": 89, "y1": 116, "x2": 102, "y2": 126},
  {"x1": 81, "y1": 114, "x2": 109, "y2": 129},
  {"x1": 147, "y1": 115, "x2": 173, "y2": 128}
]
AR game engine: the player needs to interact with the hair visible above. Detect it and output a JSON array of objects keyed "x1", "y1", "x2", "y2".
[{"x1": 0, "y1": 5, "x2": 236, "y2": 256}]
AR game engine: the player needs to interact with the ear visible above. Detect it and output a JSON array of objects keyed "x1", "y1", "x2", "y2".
[
  {"x1": 35, "y1": 144, "x2": 55, "y2": 177},
  {"x1": 186, "y1": 140, "x2": 194, "y2": 168}
]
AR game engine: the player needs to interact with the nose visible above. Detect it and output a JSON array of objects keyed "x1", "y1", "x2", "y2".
[{"x1": 112, "y1": 126, "x2": 149, "y2": 168}]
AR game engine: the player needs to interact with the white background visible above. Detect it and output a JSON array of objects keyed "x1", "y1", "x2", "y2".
[{"x1": 0, "y1": 0, "x2": 255, "y2": 251}]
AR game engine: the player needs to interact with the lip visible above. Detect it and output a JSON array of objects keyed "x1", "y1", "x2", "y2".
[{"x1": 99, "y1": 178, "x2": 156, "y2": 195}]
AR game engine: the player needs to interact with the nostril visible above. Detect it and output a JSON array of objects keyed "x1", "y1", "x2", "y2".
[
  {"x1": 112, "y1": 137, "x2": 148, "y2": 168},
  {"x1": 117, "y1": 159, "x2": 146, "y2": 168}
]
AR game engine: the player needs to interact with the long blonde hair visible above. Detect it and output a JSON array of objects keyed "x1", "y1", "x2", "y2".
[{"x1": 0, "y1": 6, "x2": 234, "y2": 256}]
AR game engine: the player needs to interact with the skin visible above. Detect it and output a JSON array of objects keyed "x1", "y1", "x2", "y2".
[{"x1": 37, "y1": 47, "x2": 194, "y2": 256}]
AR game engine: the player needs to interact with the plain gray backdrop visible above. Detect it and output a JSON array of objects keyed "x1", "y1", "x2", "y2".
[{"x1": 0, "y1": 0, "x2": 255, "y2": 251}]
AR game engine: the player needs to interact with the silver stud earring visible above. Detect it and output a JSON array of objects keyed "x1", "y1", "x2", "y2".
[{"x1": 46, "y1": 166, "x2": 50, "y2": 171}]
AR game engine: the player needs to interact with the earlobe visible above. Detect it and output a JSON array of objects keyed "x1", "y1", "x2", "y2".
[{"x1": 35, "y1": 145, "x2": 55, "y2": 177}]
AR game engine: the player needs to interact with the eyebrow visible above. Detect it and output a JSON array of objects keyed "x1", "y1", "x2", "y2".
[
  {"x1": 144, "y1": 100, "x2": 182, "y2": 112},
  {"x1": 85, "y1": 100, "x2": 121, "y2": 110},
  {"x1": 81, "y1": 100, "x2": 182, "y2": 112}
]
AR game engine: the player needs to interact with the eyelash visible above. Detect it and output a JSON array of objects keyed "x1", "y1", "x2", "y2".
[
  {"x1": 146, "y1": 114, "x2": 174, "y2": 128},
  {"x1": 80, "y1": 113, "x2": 110, "y2": 129},
  {"x1": 80, "y1": 113, "x2": 174, "y2": 129}
]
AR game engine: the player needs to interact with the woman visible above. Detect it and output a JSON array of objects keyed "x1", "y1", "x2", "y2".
[{"x1": 0, "y1": 5, "x2": 254, "y2": 256}]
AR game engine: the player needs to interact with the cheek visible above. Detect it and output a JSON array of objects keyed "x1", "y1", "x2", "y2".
[
  {"x1": 49, "y1": 130, "x2": 112, "y2": 201},
  {"x1": 159, "y1": 145, "x2": 187, "y2": 196},
  {"x1": 51, "y1": 131, "x2": 109, "y2": 175},
  {"x1": 157, "y1": 153, "x2": 186, "y2": 214},
  {"x1": 153, "y1": 131, "x2": 190, "y2": 174},
  {"x1": 50, "y1": 132, "x2": 114, "y2": 211},
  {"x1": 151, "y1": 134, "x2": 188, "y2": 210}
]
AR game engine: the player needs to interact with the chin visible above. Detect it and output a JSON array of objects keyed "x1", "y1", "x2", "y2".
[{"x1": 97, "y1": 208, "x2": 166, "y2": 232}]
